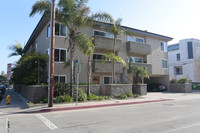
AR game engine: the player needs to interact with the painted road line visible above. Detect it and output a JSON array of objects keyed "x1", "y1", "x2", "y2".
[{"x1": 35, "y1": 114, "x2": 58, "y2": 130}]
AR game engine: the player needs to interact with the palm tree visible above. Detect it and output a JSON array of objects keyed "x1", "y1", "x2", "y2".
[
  {"x1": 131, "y1": 66, "x2": 149, "y2": 84},
  {"x1": 8, "y1": 42, "x2": 24, "y2": 57},
  {"x1": 102, "y1": 52, "x2": 128, "y2": 83},
  {"x1": 74, "y1": 34, "x2": 94, "y2": 96},
  {"x1": 30, "y1": 0, "x2": 113, "y2": 96}
]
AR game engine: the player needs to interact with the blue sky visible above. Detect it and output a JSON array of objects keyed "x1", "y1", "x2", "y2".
[{"x1": 1, "y1": 0, "x2": 200, "y2": 72}]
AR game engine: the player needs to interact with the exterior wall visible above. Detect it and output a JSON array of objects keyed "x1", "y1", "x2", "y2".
[
  {"x1": 168, "y1": 39, "x2": 200, "y2": 82},
  {"x1": 26, "y1": 20, "x2": 171, "y2": 86},
  {"x1": 169, "y1": 83, "x2": 192, "y2": 93},
  {"x1": 146, "y1": 37, "x2": 168, "y2": 76}
]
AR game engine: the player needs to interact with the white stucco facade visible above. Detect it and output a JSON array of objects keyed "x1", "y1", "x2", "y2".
[{"x1": 168, "y1": 39, "x2": 200, "y2": 82}]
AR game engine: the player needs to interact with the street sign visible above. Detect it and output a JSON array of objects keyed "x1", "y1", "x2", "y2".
[{"x1": 7, "y1": 63, "x2": 12, "y2": 80}]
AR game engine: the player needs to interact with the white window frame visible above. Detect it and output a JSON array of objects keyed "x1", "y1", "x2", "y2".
[
  {"x1": 162, "y1": 59, "x2": 168, "y2": 69},
  {"x1": 93, "y1": 29, "x2": 114, "y2": 38},
  {"x1": 54, "y1": 75, "x2": 67, "y2": 83},
  {"x1": 127, "y1": 36, "x2": 144, "y2": 43},
  {"x1": 54, "y1": 48, "x2": 67, "y2": 63},
  {"x1": 128, "y1": 56, "x2": 143, "y2": 63},
  {"x1": 55, "y1": 23, "x2": 67, "y2": 37},
  {"x1": 161, "y1": 41, "x2": 167, "y2": 52},
  {"x1": 103, "y1": 76, "x2": 112, "y2": 84},
  {"x1": 174, "y1": 66, "x2": 183, "y2": 75},
  {"x1": 47, "y1": 24, "x2": 51, "y2": 38}
]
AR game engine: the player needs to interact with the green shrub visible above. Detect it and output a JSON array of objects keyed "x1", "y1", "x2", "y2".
[
  {"x1": 133, "y1": 94, "x2": 140, "y2": 98},
  {"x1": 87, "y1": 94, "x2": 98, "y2": 100},
  {"x1": 73, "y1": 88, "x2": 87, "y2": 102},
  {"x1": 125, "y1": 91, "x2": 134, "y2": 97},
  {"x1": 114, "y1": 94, "x2": 128, "y2": 99},
  {"x1": 41, "y1": 98, "x2": 48, "y2": 103},
  {"x1": 170, "y1": 79, "x2": 177, "y2": 83},
  {"x1": 178, "y1": 78, "x2": 189, "y2": 84},
  {"x1": 53, "y1": 95, "x2": 73, "y2": 103}
]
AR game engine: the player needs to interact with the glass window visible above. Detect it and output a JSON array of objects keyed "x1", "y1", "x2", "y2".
[
  {"x1": 47, "y1": 24, "x2": 50, "y2": 37},
  {"x1": 161, "y1": 42, "x2": 167, "y2": 52},
  {"x1": 55, "y1": 23, "x2": 67, "y2": 36},
  {"x1": 168, "y1": 44, "x2": 179, "y2": 51},
  {"x1": 177, "y1": 53, "x2": 181, "y2": 61},
  {"x1": 54, "y1": 76, "x2": 59, "y2": 83},
  {"x1": 104, "y1": 77, "x2": 112, "y2": 84},
  {"x1": 136, "y1": 38, "x2": 144, "y2": 43},
  {"x1": 127, "y1": 36, "x2": 135, "y2": 42},
  {"x1": 54, "y1": 49, "x2": 66, "y2": 62},
  {"x1": 174, "y1": 67, "x2": 183, "y2": 75},
  {"x1": 60, "y1": 50, "x2": 66, "y2": 62},
  {"x1": 93, "y1": 54, "x2": 103, "y2": 60},
  {"x1": 54, "y1": 49, "x2": 60, "y2": 62},
  {"x1": 94, "y1": 30, "x2": 114, "y2": 38},
  {"x1": 54, "y1": 76, "x2": 66, "y2": 83},
  {"x1": 60, "y1": 76, "x2": 66, "y2": 83},
  {"x1": 187, "y1": 42, "x2": 193, "y2": 59},
  {"x1": 55, "y1": 23, "x2": 60, "y2": 36},
  {"x1": 128, "y1": 57, "x2": 143, "y2": 63},
  {"x1": 162, "y1": 60, "x2": 168, "y2": 68}
]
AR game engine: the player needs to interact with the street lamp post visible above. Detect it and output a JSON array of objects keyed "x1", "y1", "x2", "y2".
[{"x1": 48, "y1": 0, "x2": 56, "y2": 107}]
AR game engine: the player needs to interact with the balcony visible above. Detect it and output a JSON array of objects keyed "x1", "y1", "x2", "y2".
[
  {"x1": 94, "y1": 35, "x2": 122, "y2": 51},
  {"x1": 126, "y1": 41, "x2": 151, "y2": 55},
  {"x1": 128, "y1": 63, "x2": 152, "y2": 74},
  {"x1": 92, "y1": 60, "x2": 123, "y2": 73}
]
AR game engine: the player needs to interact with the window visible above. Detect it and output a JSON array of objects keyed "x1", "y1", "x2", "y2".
[
  {"x1": 162, "y1": 60, "x2": 168, "y2": 68},
  {"x1": 128, "y1": 57, "x2": 143, "y2": 63},
  {"x1": 54, "y1": 49, "x2": 66, "y2": 62},
  {"x1": 54, "y1": 75, "x2": 66, "y2": 83},
  {"x1": 187, "y1": 42, "x2": 193, "y2": 59},
  {"x1": 177, "y1": 53, "x2": 181, "y2": 61},
  {"x1": 55, "y1": 23, "x2": 67, "y2": 36},
  {"x1": 174, "y1": 66, "x2": 183, "y2": 75},
  {"x1": 47, "y1": 23, "x2": 67, "y2": 37},
  {"x1": 168, "y1": 44, "x2": 179, "y2": 51},
  {"x1": 161, "y1": 42, "x2": 167, "y2": 52},
  {"x1": 127, "y1": 36, "x2": 144, "y2": 43},
  {"x1": 47, "y1": 24, "x2": 50, "y2": 37},
  {"x1": 93, "y1": 53, "x2": 103, "y2": 60},
  {"x1": 94, "y1": 30, "x2": 114, "y2": 38},
  {"x1": 104, "y1": 77, "x2": 112, "y2": 84}
]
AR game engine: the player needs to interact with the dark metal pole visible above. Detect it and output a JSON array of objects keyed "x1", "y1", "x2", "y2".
[{"x1": 48, "y1": 0, "x2": 56, "y2": 107}]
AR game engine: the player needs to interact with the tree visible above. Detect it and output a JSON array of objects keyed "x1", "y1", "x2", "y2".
[
  {"x1": 8, "y1": 42, "x2": 24, "y2": 57},
  {"x1": 12, "y1": 52, "x2": 48, "y2": 85},
  {"x1": 74, "y1": 34, "x2": 94, "y2": 96},
  {"x1": 131, "y1": 66, "x2": 149, "y2": 84},
  {"x1": 30, "y1": 0, "x2": 113, "y2": 96}
]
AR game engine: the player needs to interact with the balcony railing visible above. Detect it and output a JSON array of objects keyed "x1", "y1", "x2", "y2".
[
  {"x1": 126, "y1": 41, "x2": 151, "y2": 55},
  {"x1": 92, "y1": 60, "x2": 123, "y2": 73},
  {"x1": 94, "y1": 35, "x2": 122, "y2": 51}
]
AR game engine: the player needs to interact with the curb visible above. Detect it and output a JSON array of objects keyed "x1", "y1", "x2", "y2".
[{"x1": 39, "y1": 99, "x2": 173, "y2": 113}]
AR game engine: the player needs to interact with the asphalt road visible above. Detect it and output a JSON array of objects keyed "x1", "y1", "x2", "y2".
[{"x1": 1, "y1": 98, "x2": 200, "y2": 133}]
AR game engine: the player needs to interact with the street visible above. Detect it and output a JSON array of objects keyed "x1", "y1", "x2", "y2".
[{"x1": 1, "y1": 98, "x2": 200, "y2": 133}]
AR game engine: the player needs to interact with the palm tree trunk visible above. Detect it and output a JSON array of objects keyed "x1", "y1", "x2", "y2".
[
  {"x1": 69, "y1": 40, "x2": 74, "y2": 97},
  {"x1": 112, "y1": 37, "x2": 117, "y2": 84},
  {"x1": 87, "y1": 56, "x2": 92, "y2": 96}
]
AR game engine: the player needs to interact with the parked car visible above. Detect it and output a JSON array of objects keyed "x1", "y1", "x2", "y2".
[
  {"x1": 0, "y1": 85, "x2": 6, "y2": 100},
  {"x1": 147, "y1": 83, "x2": 167, "y2": 92}
]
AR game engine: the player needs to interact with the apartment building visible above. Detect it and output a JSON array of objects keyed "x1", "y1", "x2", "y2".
[
  {"x1": 168, "y1": 39, "x2": 200, "y2": 82},
  {"x1": 24, "y1": 16, "x2": 172, "y2": 86}
]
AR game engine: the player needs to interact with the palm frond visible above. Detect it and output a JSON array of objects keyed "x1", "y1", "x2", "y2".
[{"x1": 29, "y1": 0, "x2": 51, "y2": 17}]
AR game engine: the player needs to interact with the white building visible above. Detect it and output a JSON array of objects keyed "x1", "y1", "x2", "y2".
[{"x1": 168, "y1": 39, "x2": 200, "y2": 82}]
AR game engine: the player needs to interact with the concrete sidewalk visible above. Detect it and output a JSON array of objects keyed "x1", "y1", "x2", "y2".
[{"x1": 1, "y1": 89, "x2": 200, "y2": 114}]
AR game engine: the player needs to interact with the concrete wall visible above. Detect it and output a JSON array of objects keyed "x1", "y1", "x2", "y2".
[
  {"x1": 169, "y1": 83, "x2": 192, "y2": 93},
  {"x1": 100, "y1": 84, "x2": 132, "y2": 96},
  {"x1": 14, "y1": 85, "x2": 48, "y2": 103}
]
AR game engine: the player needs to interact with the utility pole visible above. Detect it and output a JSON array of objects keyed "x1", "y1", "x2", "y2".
[{"x1": 48, "y1": 0, "x2": 56, "y2": 107}]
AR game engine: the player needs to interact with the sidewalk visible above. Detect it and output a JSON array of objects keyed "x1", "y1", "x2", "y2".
[{"x1": 1, "y1": 89, "x2": 200, "y2": 114}]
